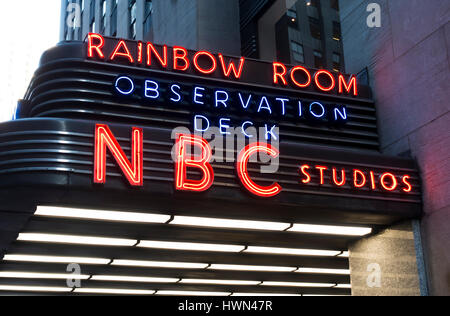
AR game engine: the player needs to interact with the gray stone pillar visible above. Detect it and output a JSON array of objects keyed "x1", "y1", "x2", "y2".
[{"x1": 349, "y1": 221, "x2": 422, "y2": 296}]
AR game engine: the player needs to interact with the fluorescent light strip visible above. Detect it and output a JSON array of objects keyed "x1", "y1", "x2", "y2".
[
  {"x1": 0, "y1": 285, "x2": 71, "y2": 293},
  {"x1": 0, "y1": 272, "x2": 89, "y2": 280},
  {"x1": 296, "y1": 268, "x2": 350, "y2": 275},
  {"x1": 74, "y1": 288, "x2": 155, "y2": 295},
  {"x1": 335, "y1": 284, "x2": 352, "y2": 289},
  {"x1": 138, "y1": 240, "x2": 245, "y2": 253},
  {"x1": 261, "y1": 281, "x2": 335, "y2": 288},
  {"x1": 3, "y1": 254, "x2": 110, "y2": 265},
  {"x1": 36, "y1": 206, "x2": 170, "y2": 224},
  {"x1": 338, "y1": 251, "x2": 349, "y2": 258},
  {"x1": 289, "y1": 224, "x2": 371, "y2": 236},
  {"x1": 156, "y1": 290, "x2": 231, "y2": 296},
  {"x1": 91, "y1": 275, "x2": 179, "y2": 283},
  {"x1": 245, "y1": 246, "x2": 340, "y2": 257},
  {"x1": 170, "y1": 216, "x2": 290, "y2": 231},
  {"x1": 112, "y1": 260, "x2": 208, "y2": 269},
  {"x1": 232, "y1": 293, "x2": 301, "y2": 296},
  {"x1": 180, "y1": 279, "x2": 261, "y2": 286},
  {"x1": 209, "y1": 264, "x2": 296, "y2": 272},
  {"x1": 18, "y1": 233, "x2": 137, "y2": 247}
]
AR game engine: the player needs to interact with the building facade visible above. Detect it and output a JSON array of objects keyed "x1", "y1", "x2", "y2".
[{"x1": 0, "y1": 0, "x2": 446, "y2": 296}]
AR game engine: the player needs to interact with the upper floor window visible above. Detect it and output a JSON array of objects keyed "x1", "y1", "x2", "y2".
[
  {"x1": 291, "y1": 41, "x2": 305, "y2": 64},
  {"x1": 129, "y1": 0, "x2": 137, "y2": 39},
  {"x1": 309, "y1": 17, "x2": 321, "y2": 39},
  {"x1": 144, "y1": 0, "x2": 153, "y2": 35}
]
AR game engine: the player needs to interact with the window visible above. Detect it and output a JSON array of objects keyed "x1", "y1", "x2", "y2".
[
  {"x1": 332, "y1": 53, "x2": 341, "y2": 71},
  {"x1": 331, "y1": 0, "x2": 339, "y2": 11},
  {"x1": 144, "y1": 0, "x2": 153, "y2": 35},
  {"x1": 291, "y1": 41, "x2": 304, "y2": 64},
  {"x1": 306, "y1": 0, "x2": 319, "y2": 7},
  {"x1": 332, "y1": 21, "x2": 341, "y2": 41},
  {"x1": 100, "y1": 0, "x2": 107, "y2": 33},
  {"x1": 313, "y1": 50, "x2": 324, "y2": 69},
  {"x1": 309, "y1": 17, "x2": 321, "y2": 40},
  {"x1": 129, "y1": 0, "x2": 137, "y2": 39},
  {"x1": 90, "y1": 0, "x2": 96, "y2": 33},
  {"x1": 111, "y1": 0, "x2": 118, "y2": 37},
  {"x1": 286, "y1": 8, "x2": 298, "y2": 27}
]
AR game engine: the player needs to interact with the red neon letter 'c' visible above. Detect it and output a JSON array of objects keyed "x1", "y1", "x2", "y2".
[
  {"x1": 174, "y1": 134, "x2": 214, "y2": 192},
  {"x1": 87, "y1": 33, "x2": 105, "y2": 59},
  {"x1": 94, "y1": 124, "x2": 143, "y2": 186},
  {"x1": 236, "y1": 143, "x2": 282, "y2": 197}
]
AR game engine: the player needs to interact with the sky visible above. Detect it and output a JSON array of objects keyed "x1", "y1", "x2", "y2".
[{"x1": 0, "y1": 1, "x2": 61, "y2": 122}]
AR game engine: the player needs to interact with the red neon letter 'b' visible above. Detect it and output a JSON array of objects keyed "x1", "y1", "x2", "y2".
[
  {"x1": 174, "y1": 134, "x2": 214, "y2": 192},
  {"x1": 94, "y1": 124, "x2": 143, "y2": 186},
  {"x1": 236, "y1": 143, "x2": 282, "y2": 197}
]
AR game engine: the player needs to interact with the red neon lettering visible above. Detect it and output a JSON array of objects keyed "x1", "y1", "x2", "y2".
[
  {"x1": 147, "y1": 43, "x2": 168, "y2": 68},
  {"x1": 402, "y1": 175, "x2": 412, "y2": 193},
  {"x1": 137, "y1": 42, "x2": 143, "y2": 64},
  {"x1": 110, "y1": 40, "x2": 134, "y2": 63},
  {"x1": 299, "y1": 165, "x2": 311, "y2": 184},
  {"x1": 173, "y1": 46, "x2": 190, "y2": 71},
  {"x1": 237, "y1": 143, "x2": 282, "y2": 197},
  {"x1": 290, "y1": 66, "x2": 312, "y2": 88},
  {"x1": 218, "y1": 55, "x2": 245, "y2": 79},
  {"x1": 332, "y1": 168, "x2": 346, "y2": 186},
  {"x1": 370, "y1": 171, "x2": 377, "y2": 190},
  {"x1": 87, "y1": 33, "x2": 105, "y2": 59},
  {"x1": 94, "y1": 124, "x2": 143, "y2": 186},
  {"x1": 272, "y1": 62, "x2": 288, "y2": 86},
  {"x1": 315, "y1": 166, "x2": 328, "y2": 185},
  {"x1": 353, "y1": 169, "x2": 367, "y2": 188},
  {"x1": 314, "y1": 70, "x2": 336, "y2": 92},
  {"x1": 174, "y1": 134, "x2": 214, "y2": 192},
  {"x1": 380, "y1": 173, "x2": 398, "y2": 191},
  {"x1": 193, "y1": 51, "x2": 217, "y2": 75},
  {"x1": 339, "y1": 75, "x2": 358, "y2": 96}
]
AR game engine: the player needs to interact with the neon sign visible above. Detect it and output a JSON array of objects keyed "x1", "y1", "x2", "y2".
[
  {"x1": 86, "y1": 33, "x2": 358, "y2": 96},
  {"x1": 93, "y1": 124, "x2": 414, "y2": 198}
]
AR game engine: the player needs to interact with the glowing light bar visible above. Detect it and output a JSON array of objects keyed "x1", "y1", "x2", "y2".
[
  {"x1": 338, "y1": 251, "x2": 350, "y2": 258},
  {"x1": 156, "y1": 290, "x2": 230, "y2": 296},
  {"x1": 17, "y1": 233, "x2": 137, "y2": 247},
  {"x1": 36, "y1": 206, "x2": 171, "y2": 224},
  {"x1": 209, "y1": 264, "x2": 296, "y2": 272},
  {"x1": 335, "y1": 284, "x2": 352, "y2": 289},
  {"x1": 288, "y1": 224, "x2": 372, "y2": 236},
  {"x1": 138, "y1": 240, "x2": 245, "y2": 253},
  {"x1": 245, "y1": 246, "x2": 340, "y2": 257},
  {"x1": 0, "y1": 272, "x2": 89, "y2": 280},
  {"x1": 74, "y1": 288, "x2": 155, "y2": 295},
  {"x1": 0, "y1": 285, "x2": 72, "y2": 293},
  {"x1": 180, "y1": 279, "x2": 261, "y2": 286},
  {"x1": 261, "y1": 281, "x2": 335, "y2": 288},
  {"x1": 91, "y1": 275, "x2": 179, "y2": 283},
  {"x1": 296, "y1": 268, "x2": 350, "y2": 275},
  {"x1": 170, "y1": 216, "x2": 291, "y2": 231},
  {"x1": 3, "y1": 255, "x2": 110, "y2": 265},
  {"x1": 231, "y1": 293, "x2": 301, "y2": 296},
  {"x1": 111, "y1": 260, "x2": 208, "y2": 269}
]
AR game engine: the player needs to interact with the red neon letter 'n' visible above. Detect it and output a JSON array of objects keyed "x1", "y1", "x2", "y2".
[
  {"x1": 87, "y1": 33, "x2": 105, "y2": 59},
  {"x1": 175, "y1": 134, "x2": 214, "y2": 192},
  {"x1": 94, "y1": 124, "x2": 143, "y2": 186},
  {"x1": 218, "y1": 55, "x2": 245, "y2": 79},
  {"x1": 236, "y1": 143, "x2": 282, "y2": 198}
]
